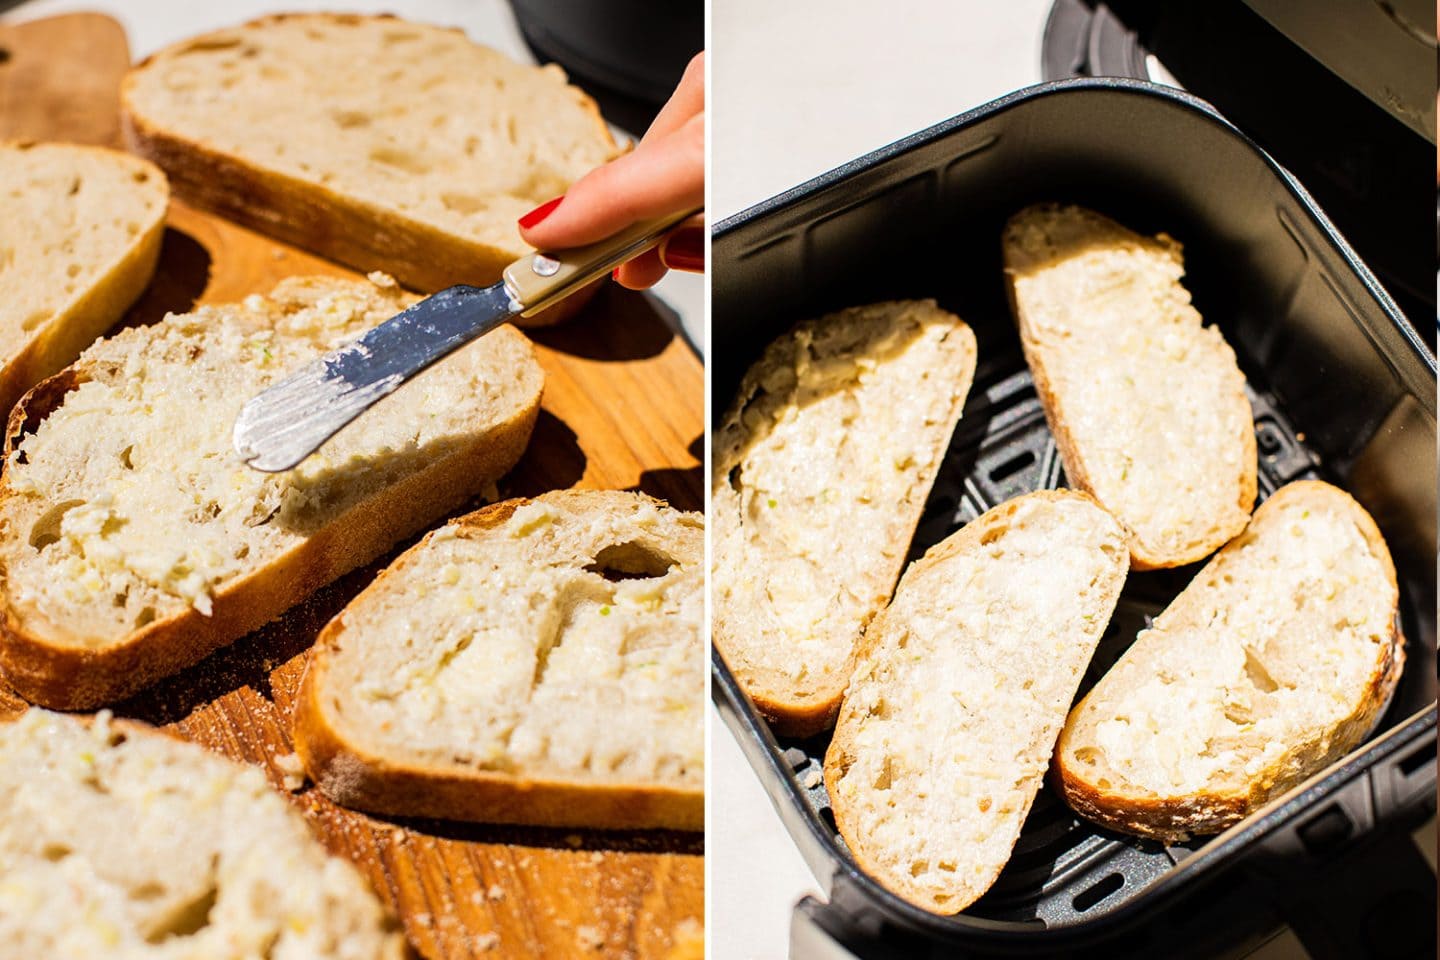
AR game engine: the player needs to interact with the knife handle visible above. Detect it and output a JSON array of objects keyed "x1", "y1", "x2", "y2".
[{"x1": 502, "y1": 207, "x2": 703, "y2": 317}]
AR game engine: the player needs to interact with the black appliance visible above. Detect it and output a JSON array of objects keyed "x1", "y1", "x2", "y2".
[{"x1": 712, "y1": 78, "x2": 1437, "y2": 960}]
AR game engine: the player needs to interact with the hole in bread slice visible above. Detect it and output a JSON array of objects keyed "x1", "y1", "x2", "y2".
[
  {"x1": 1241, "y1": 647, "x2": 1281, "y2": 694},
  {"x1": 368, "y1": 145, "x2": 430, "y2": 175},
  {"x1": 29, "y1": 499, "x2": 84, "y2": 549},
  {"x1": 142, "y1": 878, "x2": 219, "y2": 943},
  {"x1": 584, "y1": 541, "x2": 676, "y2": 583},
  {"x1": 41, "y1": 842, "x2": 72, "y2": 862}
]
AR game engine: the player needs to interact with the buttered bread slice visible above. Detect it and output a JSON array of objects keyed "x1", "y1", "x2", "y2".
[
  {"x1": 0, "y1": 709, "x2": 403, "y2": 959},
  {"x1": 0, "y1": 275, "x2": 542, "y2": 708},
  {"x1": 1004, "y1": 204, "x2": 1256, "y2": 568},
  {"x1": 0, "y1": 141, "x2": 167, "y2": 418},
  {"x1": 712, "y1": 300, "x2": 976, "y2": 736},
  {"x1": 294, "y1": 490, "x2": 704, "y2": 830},
  {"x1": 1055, "y1": 481, "x2": 1402, "y2": 842},
  {"x1": 825, "y1": 491, "x2": 1129, "y2": 914}
]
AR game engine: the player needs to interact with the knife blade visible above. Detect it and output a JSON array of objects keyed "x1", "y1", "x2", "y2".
[
  {"x1": 232, "y1": 282, "x2": 519, "y2": 472},
  {"x1": 232, "y1": 207, "x2": 700, "y2": 473}
]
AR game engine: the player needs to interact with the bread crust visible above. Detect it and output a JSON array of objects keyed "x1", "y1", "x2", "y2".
[
  {"x1": 825, "y1": 490, "x2": 1128, "y2": 914},
  {"x1": 1003, "y1": 203, "x2": 1257, "y2": 570},
  {"x1": 0, "y1": 141, "x2": 167, "y2": 418},
  {"x1": 293, "y1": 494, "x2": 703, "y2": 831},
  {"x1": 1053, "y1": 481, "x2": 1403, "y2": 843},
  {"x1": 0, "y1": 283, "x2": 542, "y2": 709},
  {"x1": 119, "y1": 13, "x2": 613, "y2": 327}
]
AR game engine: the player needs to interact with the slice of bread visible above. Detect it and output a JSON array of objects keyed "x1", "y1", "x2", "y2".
[
  {"x1": 294, "y1": 490, "x2": 704, "y2": 830},
  {"x1": 0, "y1": 708, "x2": 403, "y2": 958},
  {"x1": 120, "y1": 13, "x2": 621, "y2": 324},
  {"x1": 1055, "y1": 480, "x2": 1402, "y2": 842},
  {"x1": 1003, "y1": 203, "x2": 1256, "y2": 569},
  {"x1": 825, "y1": 491, "x2": 1129, "y2": 915},
  {"x1": 0, "y1": 141, "x2": 167, "y2": 418},
  {"x1": 0, "y1": 275, "x2": 542, "y2": 709},
  {"x1": 711, "y1": 301, "x2": 977, "y2": 737}
]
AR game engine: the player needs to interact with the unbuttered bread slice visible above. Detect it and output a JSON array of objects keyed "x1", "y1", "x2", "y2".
[
  {"x1": 0, "y1": 142, "x2": 167, "y2": 418},
  {"x1": 121, "y1": 13, "x2": 620, "y2": 320},
  {"x1": 1004, "y1": 204, "x2": 1256, "y2": 568},
  {"x1": 0, "y1": 275, "x2": 542, "y2": 709},
  {"x1": 712, "y1": 301, "x2": 976, "y2": 737},
  {"x1": 825, "y1": 491, "x2": 1128, "y2": 915},
  {"x1": 0, "y1": 709, "x2": 403, "y2": 959},
  {"x1": 295, "y1": 490, "x2": 703, "y2": 830},
  {"x1": 1055, "y1": 481, "x2": 1402, "y2": 842}
]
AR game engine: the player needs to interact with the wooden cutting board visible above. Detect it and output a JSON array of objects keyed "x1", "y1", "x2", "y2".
[{"x1": 0, "y1": 13, "x2": 704, "y2": 960}]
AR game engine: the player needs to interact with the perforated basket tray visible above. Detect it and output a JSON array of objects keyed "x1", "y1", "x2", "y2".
[{"x1": 711, "y1": 78, "x2": 1437, "y2": 959}]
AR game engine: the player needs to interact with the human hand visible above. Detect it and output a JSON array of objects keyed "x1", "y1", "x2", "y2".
[{"x1": 517, "y1": 52, "x2": 704, "y2": 290}]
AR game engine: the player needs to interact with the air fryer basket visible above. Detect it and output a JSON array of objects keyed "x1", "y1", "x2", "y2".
[{"x1": 711, "y1": 79, "x2": 1437, "y2": 959}]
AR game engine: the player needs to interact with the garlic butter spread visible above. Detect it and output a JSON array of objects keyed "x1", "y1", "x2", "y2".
[
  {"x1": 1075, "y1": 494, "x2": 1391, "y2": 795},
  {"x1": 0, "y1": 709, "x2": 403, "y2": 957},
  {"x1": 1006, "y1": 211, "x2": 1252, "y2": 559},
  {"x1": 327, "y1": 495, "x2": 704, "y2": 785},
  {"x1": 0, "y1": 277, "x2": 537, "y2": 647},
  {"x1": 711, "y1": 302, "x2": 973, "y2": 701}
]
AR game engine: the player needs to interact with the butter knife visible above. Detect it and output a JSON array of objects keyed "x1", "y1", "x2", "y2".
[{"x1": 232, "y1": 207, "x2": 700, "y2": 472}]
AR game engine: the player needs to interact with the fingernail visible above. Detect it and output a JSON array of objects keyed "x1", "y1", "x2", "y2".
[
  {"x1": 518, "y1": 195, "x2": 563, "y2": 229},
  {"x1": 611, "y1": 267, "x2": 622, "y2": 281},
  {"x1": 660, "y1": 227, "x2": 704, "y2": 272}
]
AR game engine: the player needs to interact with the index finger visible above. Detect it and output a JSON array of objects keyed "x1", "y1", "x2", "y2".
[{"x1": 517, "y1": 113, "x2": 704, "y2": 250}]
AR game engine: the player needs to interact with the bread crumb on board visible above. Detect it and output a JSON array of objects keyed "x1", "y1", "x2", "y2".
[
  {"x1": 272, "y1": 750, "x2": 306, "y2": 791},
  {"x1": 576, "y1": 925, "x2": 604, "y2": 951},
  {"x1": 473, "y1": 932, "x2": 500, "y2": 952},
  {"x1": 668, "y1": 917, "x2": 705, "y2": 960},
  {"x1": 800, "y1": 766, "x2": 823, "y2": 789},
  {"x1": 366, "y1": 270, "x2": 398, "y2": 289}
]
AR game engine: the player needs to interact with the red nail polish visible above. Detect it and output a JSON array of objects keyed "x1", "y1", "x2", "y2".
[
  {"x1": 611, "y1": 267, "x2": 622, "y2": 281},
  {"x1": 518, "y1": 195, "x2": 563, "y2": 229},
  {"x1": 661, "y1": 227, "x2": 704, "y2": 272}
]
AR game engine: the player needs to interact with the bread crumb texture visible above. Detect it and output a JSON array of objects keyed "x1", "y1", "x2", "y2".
[
  {"x1": 827, "y1": 492, "x2": 1127, "y2": 914},
  {"x1": 1058, "y1": 481, "x2": 1399, "y2": 836},
  {"x1": 711, "y1": 300, "x2": 976, "y2": 721},
  {"x1": 0, "y1": 142, "x2": 166, "y2": 358},
  {"x1": 576, "y1": 924, "x2": 604, "y2": 951},
  {"x1": 0, "y1": 276, "x2": 541, "y2": 647},
  {"x1": 668, "y1": 917, "x2": 704, "y2": 960},
  {"x1": 0, "y1": 709, "x2": 403, "y2": 959},
  {"x1": 323, "y1": 491, "x2": 704, "y2": 787},
  {"x1": 123, "y1": 14, "x2": 620, "y2": 259},
  {"x1": 1004, "y1": 204, "x2": 1254, "y2": 566}
]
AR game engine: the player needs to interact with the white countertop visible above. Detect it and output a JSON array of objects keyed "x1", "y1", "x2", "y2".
[
  {"x1": 712, "y1": 0, "x2": 1051, "y2": 220},
  {"x1": 3, "y1": 0, "x2": 705, "y2": 350}
]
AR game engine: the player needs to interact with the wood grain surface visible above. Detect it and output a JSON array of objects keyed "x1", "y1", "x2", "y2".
[{"x1": 0, "y1": 13, "x2": 704, "y2": 959}]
